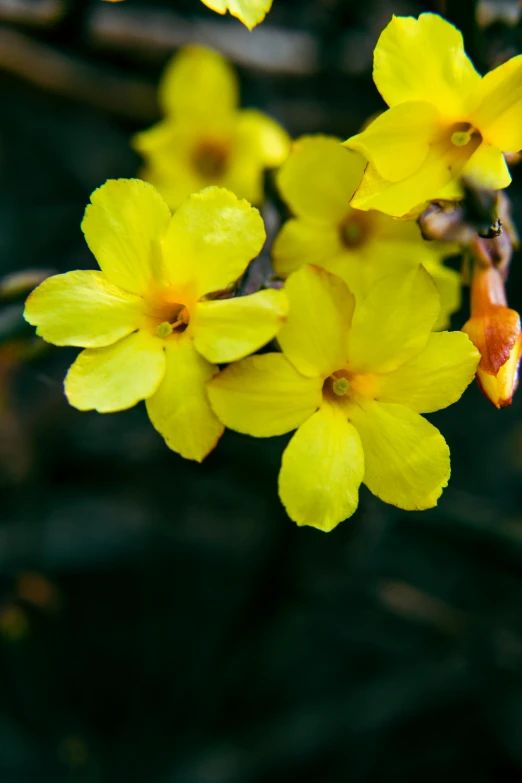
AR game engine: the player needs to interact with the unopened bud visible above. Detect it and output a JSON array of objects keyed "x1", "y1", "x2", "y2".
[{"x1": 462, "y1": 266, "x2": 522, "y2": 408}]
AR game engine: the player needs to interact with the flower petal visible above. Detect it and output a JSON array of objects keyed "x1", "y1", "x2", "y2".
[
  {"x1": 24, "y1": 271, "x2": 145, "y2": 348},
  {"x1": 159, "y1": 46, "x2": 238, "y2": 120},
  {"x1": 278, "y1": 265, "x2": 354, "y2": 378},
  {"x1": 161, "y1": 187, "x2": 266, "y2": 300},
  {"x1": 65, "y1": 330, "x2": 166, "y2": 413},
  {"x1": 344, "y1": 102, "x2": 440, "y2": 181},
  {"x1": 207, "y1": 353, "x2": 322, "y2": 437},
  {"x1": 236, "y1": 109, "x2": 290, "y2": 167},
  {"x1": 460, "y1": 143, "x2": 511, "y2": 190},
  {"x1": 276, "y1": 136, "x2": 366, "y2": 223},
  {"x1": 348, "y1": 397, "x2": 450, "y2": 510},
  {"x1": 476, "y1": 333, "x2": 522, "y2": 409},
  {"x1": 348, "y1": 266, "x2": 439, "y2": 374},
  {"x1": 373, "y1": 13, "x2": 482, "y2": 118},
  {"x1": 200, "y1": 0, "x2": 273, "y2": 29},
  {"x1": 279, "y1": 400, "x2": 364, "y2": 531},
  {"x1": 221, "y1": 153, "x2": 265, "y2": 206},
  {"x1": 133, "y1": 121, "x2": 206, "y2": 210},
  {"x1": 472, "y1": 54, "x2": 522, "y2": 152},
  {"x1": 272, "y1": 219, "x2": 344, "y2": 277},
  {"x1": 421, "y1": 261, "x2": 462, "y2": 330},
  {"x1": 146, "y1": 335, "x2": 223, "y2": 461},
  {"x1": 191, "y1": 288, "x2": 287, "y2": 364},
  {"x1": 350, "y1": 140, "x2": 473, "y2": 217},
  {"x1": 82, "y1": 179, "x2": 171, "y2": 295},
  {"x1": 371, "y1": 331, "x2": 479, "y2": 412}
]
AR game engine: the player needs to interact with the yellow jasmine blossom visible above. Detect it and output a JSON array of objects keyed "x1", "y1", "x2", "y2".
[
  {"x1": 133, "y1": 47, "x2": 289, "y2": 210},
  {"x1": 344, "y1": 13, "x2": 521, "y2": 217},
  {"x1": 201, "y1": 0, "x2": 272, "y2": 28},
  {"x1": 208, "y1": 264, "x2": 480, "y2": 531},
  {"x1": 272, "y1": 135, "x2": 461, "y2": 328},
  {"x1": 24, "y1": 180, "x2": 287, "y2": 461}
]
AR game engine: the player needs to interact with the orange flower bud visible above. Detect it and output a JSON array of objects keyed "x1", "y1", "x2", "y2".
[{"x1": 462, "y1": 265, "x2": 522, "y2": 408}]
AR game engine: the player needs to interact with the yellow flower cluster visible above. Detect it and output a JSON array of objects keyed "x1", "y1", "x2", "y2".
[{"x1": 23, "y1": 11, "x2": 522, "y2": 531}]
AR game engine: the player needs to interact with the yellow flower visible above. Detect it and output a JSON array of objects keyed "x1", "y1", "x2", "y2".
[
  {"x1": 133, "y1": 47, "x2": 289, "y2": 210},
  {"x1": 201, "y1": 0, "x2": 272, "y2": 28},
  {"x1": 272, "y1": 135, "x2": 461, "y2": 329},
  {"x1": 344, "y1": 13, "x2": 520, "y2": 217},
  {"x1": 24, "y1": 180, "x2": 288, "y2": 461},
  {"x1": 208, "y1": 264, "x2": 480, "y2": 531}
]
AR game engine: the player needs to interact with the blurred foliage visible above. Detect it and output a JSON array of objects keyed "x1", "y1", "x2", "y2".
[{"x1": 1, "y1": 0, "x2": 522, "y2": 781}]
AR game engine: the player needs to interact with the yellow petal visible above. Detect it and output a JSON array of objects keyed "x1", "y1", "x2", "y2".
[
  {"x1": 24, "y1": 271, "x2": 144, "y2": 348},
  {"x1": 348, "y1": 267, "x2": 439, "y2": 374},
  {"x1": 272, "y1": 219, "x2": 344, "y2": 277},
  {"x1": 200, "y1": 0, "x2": 272, "y2": 29},
  {"x1": 373, "y1": 13, "x2": 482, "y2": 118},
  {"x1": 476, "y1": 334, "x2": 522, "y2": 409},
  {"x1": 191, "y1": 288, "x2": 287, "y2": 363},
  {"x1": 82, "y1": 179, "x2": 171, "y2": 295},
  {"x1": 146, "y1": 334, "x2": 223, "y2": 461},
  {"x1": 422, "y1": 261, "x2": 462, "y2": 330},
  {"x1": 372, "y1": 331, "x2": 479, "y2": 412},
  {"x1": 278, "y1": 265, "x2": 354, "y2": 378},
  {"x1": 161, "y1": 187, "x2": 266, "y2": 300},
  {"x1": 276, "y1": 136, "x2": 366, "y2": 223},
  {"x1": 159, "y1": 46, "x2": 238, "y2": 120},
  {"x1": 141, "y1": 167, "x2": 203, "y2": 213},
  {"x1": 344, "y1": 101, "x2": 439, "y2": 181},
  {"x1": 221, "y1": 153, "x2": 265, "y2": 205},
  {"x1": 472, "y1": 54, "x2": 522, "y2": 152},
  {"x1": 279, "y1": 400, "x2": 364, "y2": 531},
  {"x1": 350, "y1": 139, "x2": 474, "y2": 217},
  {"x1": 236, "y1": 109, "x2": 290, "y2": 167},
  {"x1": 348, "y1": 397, "x2": 450, "y2": 510},
  {"x1": 132, "y1": 121, "x2": 204, "y2": 211},
  {"x1": 460, "y1": 143, "x2": 511, "y2": 190},
  {"x1": 207, "y1": 353, "x2": 322, "y2": 437},
  {"x1": 65, "y1": 330, "x2": 166, "y2": 413}
]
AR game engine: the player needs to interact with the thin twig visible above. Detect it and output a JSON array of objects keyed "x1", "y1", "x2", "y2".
[
  {"x1": 87, "y1": 4, "x2": 319, "y2": 75},
  {"x1": 0, "y1": 0, "x2": 65, "y2": 27},
  {"x1": 0, "y1": 25, "x2": 158, "y2": 120}
]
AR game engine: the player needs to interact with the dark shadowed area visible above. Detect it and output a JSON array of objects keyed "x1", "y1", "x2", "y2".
[{"x1": 1, "y1": 0, "x2": 522, "y2": 781}]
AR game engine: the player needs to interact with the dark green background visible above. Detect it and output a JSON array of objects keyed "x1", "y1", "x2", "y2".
[{"x1": 1, "y1": 0, "x2": 522, "y2": 780}]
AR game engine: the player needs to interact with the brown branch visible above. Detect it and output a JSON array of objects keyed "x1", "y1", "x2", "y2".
[
  {"x1": 0, "y1": 25, "x2": 158, "y2": 120},
  {"x1": 0, "y1": 0, "x2": 65, "y2": 27},
  {"x1": 87, "y1": 4, "x2": 319, "y2": 75}
]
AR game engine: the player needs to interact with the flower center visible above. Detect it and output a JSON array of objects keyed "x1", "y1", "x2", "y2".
[
  {"x1": 449, "y1": 122, "x2": 480, "y2": 147},
  {"x1": 155, "y1": 305, "x2": 189, "y2": 338},
  {"x1": 192, "y1": 141, "x2": 229, "y2": 179},
  {"x1": 339, "y1": 212, "x2": 369, "y2": 249},
  {"x1": 323, "y1": 370, "x2": 352, "y2": 400}
]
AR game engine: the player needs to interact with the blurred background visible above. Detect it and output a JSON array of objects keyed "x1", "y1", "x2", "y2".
[{"x1": 1, "y1": 0, "x2": 522, "y2": 780}]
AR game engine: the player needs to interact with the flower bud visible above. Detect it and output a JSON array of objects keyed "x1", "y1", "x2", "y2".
[{"x1": 462, "y1": 265, "x2": 521, "y2": 408}]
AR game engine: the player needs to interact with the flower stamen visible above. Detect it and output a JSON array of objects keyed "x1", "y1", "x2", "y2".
[
  {"x1": 156, "y1": 321, "x2": 174, "y2": 338},
  {"x1": 155, "y1": 306, "x2": 190, "y2": 338},
  {"x1": 332, "y1": 376, "x2": 350, "y2": 396},
  {"x1": 450, "y1": 124, "x2": 477, "y2": 147}
]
